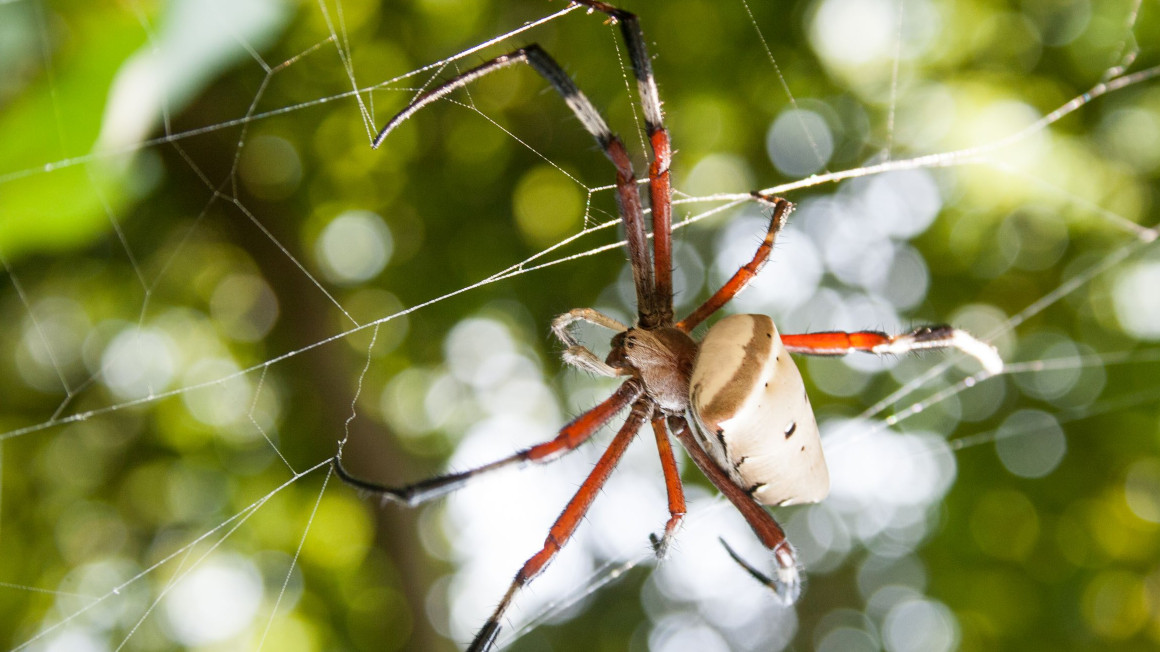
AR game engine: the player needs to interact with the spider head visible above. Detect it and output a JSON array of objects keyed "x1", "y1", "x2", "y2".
[{"x1": 606, "y1": 326, "x2": 697, "y2": 414}]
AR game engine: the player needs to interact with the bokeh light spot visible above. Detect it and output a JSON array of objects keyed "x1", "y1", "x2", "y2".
[
  {"x1": 682, "y1": 153, "x2": 754, "y2": 197},
  {"x1": 512, "y1": 165, "x2": 583, "y2": 247},
  {"x1": 210, "y1": 273, "x2": 279, "y2": 342},
  {"x1": 302, "y1": 494, "x2": 375, "y2": 570},
  {"x1": 1100, "y1": 107, "x2": 1160, "y2": 174},
  {"x1": 1080, "y1": 570, "x2": 1148, "y2": 639},
  {"x1": 995, "y1": 409, "x2": 1066, "y2": 478},
  {"x1": 163, "y1": 554, "x2": 263, "y2": 646},
  {"x1": 240, "y1": 134, "x2": 302, "y2": 200},
  {"x1": 862, "y1": 170, "x2": 942, "y2": 239},
  {"x1": 15, "y1": 297, "x2": 90, "y2": 392},
  {"x1": 1124, "y1": 459, "x2": 1160, "y2": 523},
  {"x1": 817, "y1": 625, "x2": 878, "y2": 652},
  {"x1": 36, "y1": 628, "x2": 104, "y2": 652},
  {"x1": 315, "y1": 210, "x2": 393, "y2": 284},
  {"x1": 825, "y1": 420, "x2": 956, "y2": 554},
  {"x1": 766, "y1": 109, "x2": 834, "y2": 177},
  {"x1": 181, "y1": 358, "x2": 253, "y2": 429},
  {"x1": 810, "y1": 0, "x2": 896, "y2": 66},
  {"x1": 882, "y1": 597, "x2": 959, "y2": 652},
  {"x1": 101, "y1": 326, "x2": 177, "y2": 400},
  {"x1": 1113, "y1": 259, "x2": 1160, "y2": 339}
]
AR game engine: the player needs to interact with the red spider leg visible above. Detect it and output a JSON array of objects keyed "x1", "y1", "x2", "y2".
[
  {"x1": 676, "y1": 194, "x2": 793, "y2": 333},
  {"x1": 334, "y1": 380, "x2": 643, "y2": 506},
  {"x1": 369, "y1": 45, "x2": 657, "y2": 326},
  {"x1": 668, "y1": 415, "x2": 801, "y2": 604},
  {"x1": 469, "y1": 398, "x2": 654, "y2": 652},
  {"x1": 782, "y1": 326, "x2": 1004, "y2": 374},
  {"x1": 647, "y1": 129, "x2": 674, "y2": 325},
  {"x1": 648, "y1": 416, "x2": 686, "y2": 558},
  {"x1": 572, "y1": 1, "x2": 674, "y2": 326}
]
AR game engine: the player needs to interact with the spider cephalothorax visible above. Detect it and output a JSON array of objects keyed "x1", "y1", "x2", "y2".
[
  {"x1": 335, "y1": 2, "x2": 1003, "y2": 650},
  {"x1": 606, "y1": 326, "x2": 697, "y2": 414}
]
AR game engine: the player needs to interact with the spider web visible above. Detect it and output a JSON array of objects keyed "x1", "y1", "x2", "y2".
[{"x1": 1, "y1": 0, "x2": 1159, "y2": 651}]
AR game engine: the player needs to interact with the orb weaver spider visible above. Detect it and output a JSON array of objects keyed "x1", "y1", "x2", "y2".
[{"x1": 335, "y1": 2, "x2": 1003, "y2": 650}]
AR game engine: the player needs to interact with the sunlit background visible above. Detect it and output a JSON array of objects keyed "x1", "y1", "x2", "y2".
[{"x1": 2, "y1": 0, "x2": 1159, "y2": 651}]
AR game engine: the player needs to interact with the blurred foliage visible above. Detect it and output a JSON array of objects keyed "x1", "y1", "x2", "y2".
[{"x1": 1, "y1": 0, "x2": 1159, "y2": 651}]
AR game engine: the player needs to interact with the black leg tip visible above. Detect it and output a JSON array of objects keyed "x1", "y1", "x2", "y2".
[
  {"x1": 719, "y1": 537, "x2": 802, "y2": 606},
  {"x1": 332, "y1": 456, "x2": 414, "y2": 505},
  {"x1": 649, "y1": 532, "x2": 667, "y2": 558},
  {"x1": 467, "y1": 620, "x2": 502, "y2": 652}
]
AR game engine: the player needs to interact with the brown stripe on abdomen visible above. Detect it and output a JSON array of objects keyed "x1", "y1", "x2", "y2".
[{"x1": 697, "y1": 315, "x2": 773, "y2": 426}]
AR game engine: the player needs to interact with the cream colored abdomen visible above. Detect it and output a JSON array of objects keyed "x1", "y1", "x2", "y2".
[{"x1": 689, "y1": 314, "x2": 829, "y2": 506}]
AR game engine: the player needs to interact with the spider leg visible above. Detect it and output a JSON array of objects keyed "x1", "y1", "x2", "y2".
[
  {"x1": 782, "y1": 326, "x2": 1004, "y2": 375},
  {"x1": 334, "y1": 380, "x2": 643, "y2": 507},
  {"x1": 560, "y1": 347, "x2": 624, "y2": 378},
  {"x1": 719, "y1": 537, "x2": 787, "y2": 591},
  {"x1": 668, "y1": 415, "x2": 801, "y2": 604},
  {"x1": 552, "y1": 307, "x2": 628, "y2": 337},
  {"x1": 371, "y1": 45, "x2": 658, "y2": 327},
  {"x1": 552, "y1": 308, "x2": 629, "y2": 378},
  {"x1": 469, "y1": 398, "x2": 654, "y2": 652},
  {"x1": 648, "y1": 416, "x2": 686, "y2": 559},
  {"x1": 677, "y1": 194, "x2": 793, "y2": 333},
  {"x1": 571, "y1": 1, "x2": 674, "y2": 326}
]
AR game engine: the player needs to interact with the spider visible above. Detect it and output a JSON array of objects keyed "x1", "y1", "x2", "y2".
[{"x1": 335, "y1": 2, "x2": 1003, "y2": 650}]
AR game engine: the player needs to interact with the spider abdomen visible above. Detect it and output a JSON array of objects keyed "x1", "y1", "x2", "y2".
[{"x1": 689, "y1": 314, "x2": 829, "y2": 507}]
